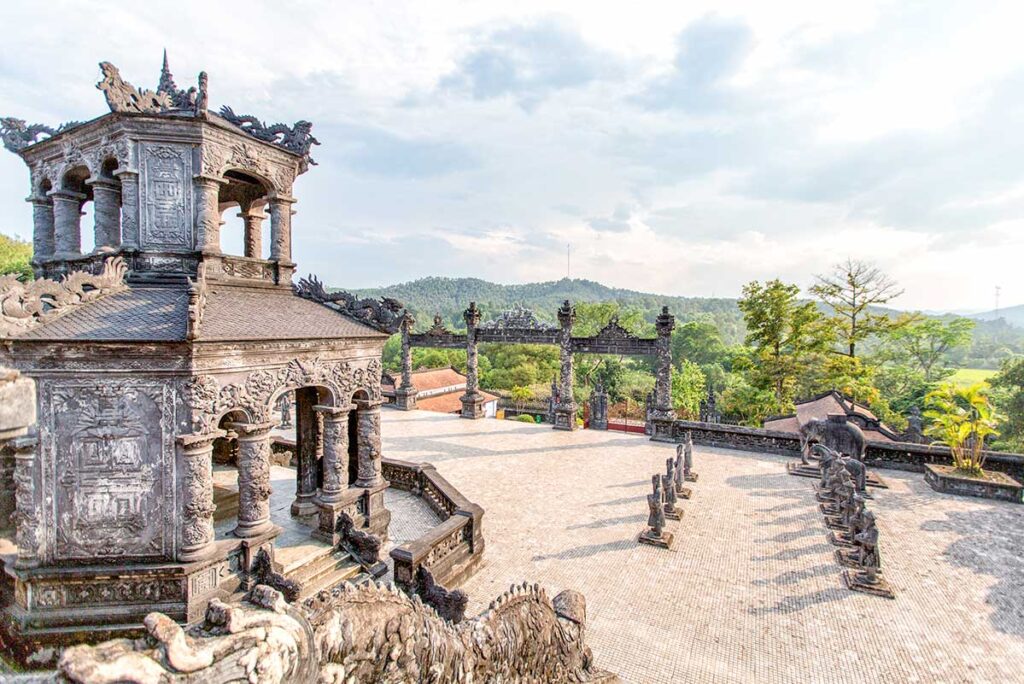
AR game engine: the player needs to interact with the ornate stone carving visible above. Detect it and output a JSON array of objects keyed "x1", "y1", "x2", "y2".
[
  {"x1": 12, "y1": 441, "x2": 41, "y2": 568},
  {"x1": 218, "y1": 105, "x2": 320, "y2": 168},
  {"x1": 415, "y1": 566, "x2": 468, "y2": 624},
  {"x1": 0, "y1": 256, "x2": 128, "y2": 338},
  {"x1": 141, "y1": 143, "x2": 192, "y2": 249},
  {"x1": 336, "y1": 512, "x2": 382, "y2": 566},
  {"x1": 97, "y1": 61, "x2": 175, "y2": 114},
  {"x1": 480, "y1": 303, "x2": 556, "y2": 331},
  {"x1": 1, "y1": 117, "x2": 57, "y2": 152},
  {"x1": 251, "y1": 548, "x2": 300, "y2": 602},
  {"x1": 295, "y1": 274, "x2": 406, "y2": 333},
  {"x1": 233, "y1": 423, "x2": 273, "y2": 538}
]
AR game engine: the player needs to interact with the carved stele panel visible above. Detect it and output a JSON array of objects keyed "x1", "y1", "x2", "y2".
[
  {"x1": 43, "y1": 380, "x2": 175, "y2": 562},
  {"x1": 140, "y1": 142, "x2": 194, "y2": 250}
]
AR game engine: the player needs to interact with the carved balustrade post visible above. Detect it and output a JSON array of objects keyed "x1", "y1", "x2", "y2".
[
  {"x1": 315, "y1": 405, "x2": 350, "y2": 503},
  {"x1": 460, "y1": 302, "x2": 484, "y2": 419},
  {"x1": 553, "y1": 299, "x2": 578, "y2": 430},
  {"x1": 355, "y1": 400, "x2": 384, "y2": 488},
  {"x1": 194, "y1": 175, "x2": 224, "y2": 253},
  {"x1": 268, "y1": 194, "x2": 295, "y2": 263},
  {"x1": 177, "y1": 430, "x2": 223, "y2": 562},
  {"x1": 114, "y1": 169, "x2": 140, "y2": 250},
  {"x1": 396, "y1": 313, "x2": 418, "y2": 410},
  {"x1": 291, "y1": 388, "x2": 319, "y2": 517},
  {"x1": 239, "y1": 203, "x2": 266, "y2": 259},
  {"x1": 87, "y1": 177, "x2": 122, "y2": 252},
  {"x1": 49, "y1": 189, "x2": 85, "y2": 258},
  {"x1": 229, "y1": 421, "x2": 275, "y2": 539},
  {"x1": 27, "y1": 194, "x2": 55, "y2": 262}
]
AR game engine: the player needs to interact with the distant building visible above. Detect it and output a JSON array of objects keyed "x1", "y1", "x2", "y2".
[
  {"x1": 382, "y1": 367, "x2": 500, "y2": 417},
  {"x1": 763, "y1": 390, "x2": 900, "y2": 442}
]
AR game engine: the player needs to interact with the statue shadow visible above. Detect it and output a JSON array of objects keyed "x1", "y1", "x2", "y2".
[
  {"x1": 752, "y1": 541, "x2": 833, "y2": 562},
  {"x1": 724, "y1": 472, "x2": 810, "y2": 501},
  {"x1": 606, "y1": 480, "x2": 648, "y2": 489},
  {"x1": 758, "y1": 527, "x2": 822, "y2": 544},
  {"x1": 567, "y1": 514, "x2": 646, "y2": 530},
  {"x1": 590, "y1": 495, "x2": 647, "y2": 507},
  {"x1": 748, "y1": 588, "x2": 850, "y2": 615},
  {"x1": 755, "y1": 501, "x2": 806, "y2": 514},
  {"x1": 756, "y1": 512, "x2": 818, "y2": 527},
  {"x1": 532, "y1": 540, "x2": 634, "y2": 562},
  {"x1": 751, "y1": 563, "x2": 837, "y2": 587},
  {"x1": 920, "y1": 508, "x2": 1024, "y2": 637}
]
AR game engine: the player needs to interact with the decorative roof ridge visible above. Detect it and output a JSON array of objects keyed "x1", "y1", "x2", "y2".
[
  {"x1": 0, "y1": 256, "x2": 129, "y2": 338},
  {"x1": 294, "y1": 273, "x2": 405, "y2": 334}
]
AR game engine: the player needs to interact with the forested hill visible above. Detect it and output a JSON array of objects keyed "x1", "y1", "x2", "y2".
[{"x1": 350, "y1": 276, "x2": 747, "y2": 343}]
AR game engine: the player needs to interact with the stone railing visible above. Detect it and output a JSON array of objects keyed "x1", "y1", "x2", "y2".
[
  {"x1": 382, "y1": 458, "x2": 485, "y2": 592},
  {"x1": 671, "y1": 419, "x2": 1024, "y2": 481}
]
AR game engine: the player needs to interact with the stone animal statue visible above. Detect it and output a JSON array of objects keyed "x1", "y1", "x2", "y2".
[
  {"x1": 251, "y1": 548, "x2": 300, "y2": 603},
  {"x1": 799, "y1": 417, "x2": 866, "y2": 464},
  {"x1": 54, "y1": 581, "x2": 615, "y2": 683},
  {"x1": 811, "y1": 443, "x2": 867, "y2": 492},
  {"x1": 414, "y1": 566, "x2": 468, "y2": 624},
  {"x1": 97, "y1": 61, "x2": 174, "y2": 114},
  {"x1": 1, "y1": 116, "x2": 57, "y2": 152},
  {"x1": 336, "y1": 512, "x2": 382, "y2": 566}
]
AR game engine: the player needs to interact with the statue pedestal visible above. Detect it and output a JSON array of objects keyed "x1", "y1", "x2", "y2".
[
  {"x1": 647, "y1": 415, "x2": 675, "y2": 442},
  {"x1": 460, "y1": 392, "x2": 484, "y2": 419},
  {"x1": 675, "y1": 485, "x2": 693, "y2": 500},
  {"x1": 638, "y1": 528, "x2": 675, "y2": 550},
  {"x1": 552, "y1": 403, "x2": 577, "y2": 431},
  {"x1": 842, "y1": 569, "x2": 895, "y2": 599},
  {"x1": 664, "y1": 505, "x2": 683, "y2": 521},
  {"x1": 395, "y1": 387, "x2": 418, "y2": 411}
]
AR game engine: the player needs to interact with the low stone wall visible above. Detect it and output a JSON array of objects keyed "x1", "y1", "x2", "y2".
[
  {"x1": 382, "y1": 458, "x2": 485, "y2": 592},
  {"x1": 671, "y1": 419, "x2": 1024, "y2": 481}
]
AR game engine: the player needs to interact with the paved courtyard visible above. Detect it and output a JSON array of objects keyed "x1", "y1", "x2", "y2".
[{"x1": 381, "y1": 409, "x2": 1024, "y2": 684}]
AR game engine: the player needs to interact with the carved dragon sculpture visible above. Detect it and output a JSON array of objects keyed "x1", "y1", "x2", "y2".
[
  {"x1": 295, "y1": 274, "x2": 405, "y2": 333},
  {"x1": 251, "y1": 548, "x2": 301, "y2": 603},
  {"x1": 53, "y1": 582, "x2": 617, "y2": 683},
  {"x1": 219, "y1": 105, "x2": 320, "y2": 165},
  {"x1": 1, "y1": 117, "x2": 56, "y2": 153},
  {"x1": 414, "y1": 566, "x2": 468, "y2": 624},
  {"x1": 337, "y1": 512, "x2": 382, "y2": 567}
]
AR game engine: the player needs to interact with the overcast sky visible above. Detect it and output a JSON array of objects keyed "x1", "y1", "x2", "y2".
[{"x1": 1, "y1": 1, "x2": 1022, "y2": 311}]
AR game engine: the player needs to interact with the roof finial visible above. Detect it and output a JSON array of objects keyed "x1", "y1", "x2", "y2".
[{"x1": 158, "y1": 48, "x2": 176, "y2": 95}]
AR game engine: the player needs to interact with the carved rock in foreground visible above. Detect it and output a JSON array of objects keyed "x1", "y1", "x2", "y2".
[{"x1": 53, "y1": 581, "x2": 617, "y2": 683}]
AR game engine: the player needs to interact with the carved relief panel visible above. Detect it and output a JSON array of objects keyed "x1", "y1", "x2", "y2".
[
  {"x1": 41, "y1": 380, "x2": 175, "y2": 562},
  {"x1": 140, "y1": 142, "x2": 194, "y2": 250}
]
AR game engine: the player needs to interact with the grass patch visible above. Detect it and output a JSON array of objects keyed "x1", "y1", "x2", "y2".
[{"x1": 949, "y1": 367, "x2": 996, "y2": 387}]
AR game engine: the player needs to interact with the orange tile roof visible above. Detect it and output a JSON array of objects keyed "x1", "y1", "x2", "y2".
[{"x1": 416, "y1": 390, "x2": 499, "y2": 414}]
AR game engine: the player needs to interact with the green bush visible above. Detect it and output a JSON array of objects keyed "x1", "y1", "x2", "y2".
[{"x1": 515, "y1": 414, "x2": 537, "y2": 423}]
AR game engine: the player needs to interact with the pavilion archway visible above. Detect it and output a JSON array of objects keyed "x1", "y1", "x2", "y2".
[{"x1": 399, "y1": 301, "x2": 677, "y2": 440}]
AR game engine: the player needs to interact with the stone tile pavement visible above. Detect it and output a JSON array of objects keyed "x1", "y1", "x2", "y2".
[{"x1": 380, "y1": 409, "x2": 1024, "y2": 684}]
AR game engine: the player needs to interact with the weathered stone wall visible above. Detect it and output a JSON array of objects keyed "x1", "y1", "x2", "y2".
[{"x1": 672, "y1": 419, "x2": 1024, "y2": 480}]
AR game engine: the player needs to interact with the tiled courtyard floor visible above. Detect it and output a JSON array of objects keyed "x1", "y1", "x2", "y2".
[{"x1": 381, "y1": 409, "x2": 1024, "y2": 684}]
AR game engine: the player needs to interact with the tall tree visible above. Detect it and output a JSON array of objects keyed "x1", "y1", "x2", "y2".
[
  {"x1": 738, "y1": 279, "x2": 831, "y2": 406},
  {"x1": 990, "y1": 357, "x2": 1024, "y2": 452},
  {"x1": 810, "y1": 259, "x2": 903, "y2": 358},
  {"x1": 884, "y1": 316, "x2": 975, "y2": 382}
]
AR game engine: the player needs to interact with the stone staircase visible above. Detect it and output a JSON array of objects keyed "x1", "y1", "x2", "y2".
[{"x1": 281, "y1": 541, "x2": 370, "y2": 600}]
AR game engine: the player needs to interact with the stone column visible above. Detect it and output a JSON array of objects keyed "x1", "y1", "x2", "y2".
[
  {"x1": 240, "y1": 204, "x2": 266, "y2": 258},
  {"x1": 396, "y1": 313, "x2": 418, "y2": 410},
  {"x1": 194, "y1": 175, "x2": 224, "y2": 253},
  {"x1": 114, "y1": 169, "x2": 140, "y2": 250},
  {"x1": 460, "y1": 302, "x2": 484, "y2": 419},
  {"x1": 553, "y1": 299, "x2": 578, "y2": 430},
  {"x1": 177, "y1": 430, "x2": 224, "y2": 562},
  {"x1": 291, "y1": 388, "x2": 319, "y2": 517},
  {"x1": 269, "y1": 195, "x2": 295, "y2": 263},
  {"x1": 12, "y1": 438, "x2": 40, "y2": 569},
  {"x1": 649, "y1": 306, "x2": 677, "y2": 441},
  {"x1": 316, "y1": 405, "x2": 350, "y2": 503},
  {"x1": 49, "y1": 189, "x2": 85, "y2": 259},
  {"x1": 354, "y1": 400, "x2": 384, "y2": 488},
  {"x1": 230, "y1": 421, "x2": 275, "y2": 539},
  {"x1": 88, "y1": 178, "x2": 122, "y2": 252},
  {"x1": 28, "y1": 194, "x2": 55, "y2": 262}
]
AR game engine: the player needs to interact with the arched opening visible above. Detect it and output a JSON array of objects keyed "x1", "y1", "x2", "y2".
[
  {"x1": 56, "y1": 165, "x2": 91, "y2": 257},
  {"x1": 211, "y1": 410, "x2": 247, "y2": 532},
  {"x1": 217, "y1": 170, "x2": 271, "y2": 259}
]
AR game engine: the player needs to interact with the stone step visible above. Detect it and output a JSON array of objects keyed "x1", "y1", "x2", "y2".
[
  {"x1": 279, "y1": 539, "x2": 334, "y2": 576},
  {"x1": 289, "y1": 547, "x2": 363, "y2": 588},
  {"x1": 296, "y1": 558, "x2": 368, "y2": 600}
]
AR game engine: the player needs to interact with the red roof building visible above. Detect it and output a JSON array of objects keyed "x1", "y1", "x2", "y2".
[{"x1": 382, "y1": 367, "x2": 500, "y2": 416}]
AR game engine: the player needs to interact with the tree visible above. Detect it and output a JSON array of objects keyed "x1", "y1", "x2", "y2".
[
  {"x1": 671, "y1": 318, "x2": 727, "y2": 368},
  {"x1": 990, "y1": 357, "x2": 1024, "y2": 452},
  {"x1": 738, "y1": 279, "x2": 832, "y2": 406},
  {"x1": 924, "y1": 382, "x2": 1002, "y2": 475},
  {"x1": 671, "y1": 360, "x2": 706, "y2": 418},
  {"x1": 718, "y1": 374, "x2": 780, "y2": 426},
  {"x1": 810, "y1": 259, "x2": 903, "y2": 358},
  {"x1": 0, "y1": 233, "x2": 32, "y2": 280},
  {"x1": 509, "y1": 386, "x2": 534, "y2": 412},
  {"x1": 884, "y1": 317, "x2": 975, "y2": 382}
]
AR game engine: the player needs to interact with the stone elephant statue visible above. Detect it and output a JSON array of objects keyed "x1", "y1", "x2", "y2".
[{"x1": 799, "y1": 417, "x2": 866, "y2": 465}]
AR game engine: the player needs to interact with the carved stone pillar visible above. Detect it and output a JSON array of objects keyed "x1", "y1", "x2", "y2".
[
  {"x1": 239, "y1": 204, "x2": 266, "y2": 258},
  {"x1": 88, "y1": 178, "x2": 122, "y2": 252},
  {"x1": 553, "y1": 299, "x2": 578, "y2": 430},
  {"x1": 49, "y1": 189, "x2": 85, "y2": 258},
  {"x1": 316, "y1": 405, "x2": 350, "y2": 503},
  {"x1": 355, "y1": 401, "x2": 384, "y2": 488},
  {"x1": 28, "y1": 194, "x2": 55, "y2": 262},
  {"x1": 396, "y1": 313, "x2": 418, "y2": 410},
  {"x1": 269, "y1": 195, "x2": 295, "y2": 263},
  {"x1": 230, "y1": 421, "x2": 275, "y2": 538},
  {"x1": 12, "y1": 436, "x2": 40, "y2": 569},
  {"x1": 194, "y1": 175, "x2": 224, "y2": 253},
  {"x1": 114, "y1": 169, "x2": 140, "y2": 250},
  {"x1": 177, "y1": 430, "x2": 223, "y2": 562},
  {"x1": 460, "y1": 302, "x2": 484, "y2": 419},
  {"x1": 589, "y1": 384, "x2": 608, "y2": 430},
  {"x1": 649, "y1": 306, "x2": 677, "y2": 441},
  {"x1": 291, "y1": 388, "x2": 319, "y2": 517}
]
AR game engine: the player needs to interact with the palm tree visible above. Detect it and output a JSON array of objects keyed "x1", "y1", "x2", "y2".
[{"x1": 924, "y1": 382, "x2": 1002, "y2": 476}]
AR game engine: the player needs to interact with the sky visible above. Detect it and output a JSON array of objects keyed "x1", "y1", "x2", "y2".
[{"x1": 1, "y1": 0, "x2": 1023, "y2": 312}]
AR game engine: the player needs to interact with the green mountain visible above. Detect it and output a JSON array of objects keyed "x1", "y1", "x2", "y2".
[
  {"x1": 970, "y1": 304, "x2": 1024, "y2": 329},
  {"x1": 350, "y1": 276, "x2": 747, "y2": 344}
]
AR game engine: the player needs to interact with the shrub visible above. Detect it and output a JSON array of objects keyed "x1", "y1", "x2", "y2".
[
  {"x1": 515, "y1": 414, "x2": 537, "y2": 424},
  {"x1": 924, "y1": 382, "x2": 1002, "y2": 476}
]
